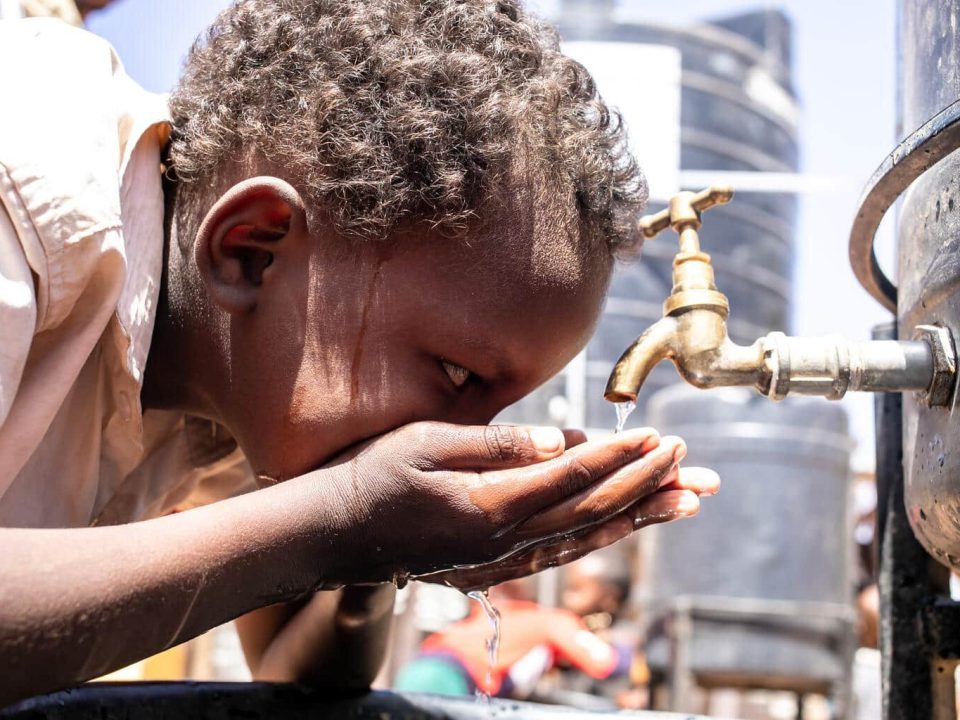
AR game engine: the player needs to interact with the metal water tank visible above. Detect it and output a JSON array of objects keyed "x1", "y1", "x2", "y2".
[
  {"x1": 893, "y1": 0, "x2": 960, "y2": 569},
  {"x1": 640, "y1": 385, "x2": 856, "y2": 703}
]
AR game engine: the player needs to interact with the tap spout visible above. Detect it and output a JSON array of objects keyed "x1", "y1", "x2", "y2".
[
  {"x1": 604, "y1": 310, "x2": 768, "y2": 404},
  {"x1": 605, "y1": 317, "x2": 679, "y2": 403}
]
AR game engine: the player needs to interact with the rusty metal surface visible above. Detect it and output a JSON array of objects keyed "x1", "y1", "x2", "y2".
[
  {"x1": 848, "y1": 0, "x2": 960, "y2": 314},
  {"x1": 900, "y1": 0, "x2": 960, "y2": 133},
  {"x1": 0, "y1": 684, "x2": 714, "y2": 720},
  {"x1": 868, "y1": 0, "x2": 960, "y2": 574},
  {"x1": 898, "y1": 147, "x2": 960, "y2": 569}
]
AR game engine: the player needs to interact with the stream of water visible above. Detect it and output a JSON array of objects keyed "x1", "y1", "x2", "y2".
[
  {"x1": 614, "y1": 400, "x2": 636, "y2": 433},
  {"x1": 459, "y1": 401, "x2": 637, "y2": 706},
  {"x1": 467, "y1": 589, "x2": 501, "y2": 703}
]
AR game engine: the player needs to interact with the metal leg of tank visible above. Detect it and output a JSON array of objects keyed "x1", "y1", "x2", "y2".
[
  {"x1": 659, "y1": 596, "x2": 855, "y2": 718},
  {"x1": 875, "y1": 322, "x2": 959, "y2": 720},
  {"x1": 666, "y1": 598, "x2": 696, "y2": 713}
]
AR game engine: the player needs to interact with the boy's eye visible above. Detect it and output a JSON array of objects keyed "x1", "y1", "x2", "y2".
[{"x1": 441, "y1": 359, "x2": 472, "y2": 388}]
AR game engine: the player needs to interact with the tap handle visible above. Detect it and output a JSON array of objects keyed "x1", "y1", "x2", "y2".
[
  {"x1": 639, "y1": 209, "x2": 672, "y2": 238},
  {"x1": 639, "y1": 185, "x2": 735, "y2": 239}
]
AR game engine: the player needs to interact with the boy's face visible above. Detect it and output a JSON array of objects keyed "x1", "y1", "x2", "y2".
[{"x1": 218, "y1": 195, "x2": 611, "y2": 480}]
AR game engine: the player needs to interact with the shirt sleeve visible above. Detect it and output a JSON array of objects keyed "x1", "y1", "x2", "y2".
[
  {"x1": 546, "y1": 609, "x2": 622, "y2": 680},
  {"x1": 0, "y1": 202, "x2": 37, "y2": 428}
]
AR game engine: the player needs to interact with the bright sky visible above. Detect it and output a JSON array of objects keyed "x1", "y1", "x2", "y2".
[{"x1": 88, "y1": 0, "x2": 897, "y2": 470}]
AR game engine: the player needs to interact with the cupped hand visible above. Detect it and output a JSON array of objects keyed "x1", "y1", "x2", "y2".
[
  {"x1": 321, "y1": 422, "x2": 718, "y2": 586},
  {"x1": 415, "y1": 433, "x2": 719, "y2": 591}
]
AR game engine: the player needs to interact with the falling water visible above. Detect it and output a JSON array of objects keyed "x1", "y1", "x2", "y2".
[
  {"x1": 467, "y1": 589, "x2": 501, "y2": 703},
  {"x1": 614, "y1": 400, "x2": 637, "y2": 433}
]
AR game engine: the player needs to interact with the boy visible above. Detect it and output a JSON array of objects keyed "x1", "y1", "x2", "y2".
[{"x1": 0, "y1": 0, "x2": 718, "y2": 706}]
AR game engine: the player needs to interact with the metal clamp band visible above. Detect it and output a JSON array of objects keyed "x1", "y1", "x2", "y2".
[{"x1": 849, "y1": 98, "x2": 960, "y2": 313}]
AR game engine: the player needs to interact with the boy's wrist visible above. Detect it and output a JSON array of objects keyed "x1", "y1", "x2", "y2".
[{"x1": 259, "y1": 465, "x2": 392, "y2": 590}]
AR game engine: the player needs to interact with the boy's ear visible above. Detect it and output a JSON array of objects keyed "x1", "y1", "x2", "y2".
[{"x1": 194, "y1": 177, "x2": 308, "y2": 315}]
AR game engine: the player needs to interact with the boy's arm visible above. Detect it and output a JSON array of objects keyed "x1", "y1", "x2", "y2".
[
  {"x1": 234, "y1": 585, "x2": 395, "y2": 687},
  {"x1": 0, "y1": 473, "x2": 347, "y2": 706},
  {"x1": 1, "y1": 422, "x2": 696, "y2": 705}
]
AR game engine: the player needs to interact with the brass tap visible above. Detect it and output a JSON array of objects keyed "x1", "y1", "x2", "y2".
[{"x1": 604, "y1": 186, "x2": 957, "y2": 407}]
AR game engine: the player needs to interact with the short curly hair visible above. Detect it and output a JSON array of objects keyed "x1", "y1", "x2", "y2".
[{"x1": 169, "y1": 0, "x2": 647, "y2": 255}]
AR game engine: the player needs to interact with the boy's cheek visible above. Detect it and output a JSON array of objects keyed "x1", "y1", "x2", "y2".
[{"x1": 237, "y1": 372, "x2": 448, "y2": 477}]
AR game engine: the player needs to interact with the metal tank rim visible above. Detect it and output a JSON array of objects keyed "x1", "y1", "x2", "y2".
[
  {"x1": 0, "y1": 683, "x2": 717, "y2": 720},
  {"x1": 849, "y1": 97, "x2": 960, "y2": 313}
]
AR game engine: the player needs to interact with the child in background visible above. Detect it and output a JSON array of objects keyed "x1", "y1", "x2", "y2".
[
  {"x1": 0, "y1": 0, "x2": 719, "y2": 705},
  {"x1": 559, "y1": 552, "x2": 651, "y2": 709},
  {"x1": 394, "y1": 578, "x2": 637, "y2": 700}
]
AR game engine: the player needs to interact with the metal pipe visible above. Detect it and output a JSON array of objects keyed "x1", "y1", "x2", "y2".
[{"x1": 760, "y1": 334, "x2": 934, "y2": 399}]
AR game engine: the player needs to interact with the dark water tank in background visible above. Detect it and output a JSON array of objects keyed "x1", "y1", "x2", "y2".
[
  {"x1": 498, "y1": 7, "x2": 798, "y2": 431},
  {"x1": 576, "y1": 9, "x2": 797, "y2": 429},
  {"x1": 642, "y1": 385, "x2": 855, "y2": 695}
]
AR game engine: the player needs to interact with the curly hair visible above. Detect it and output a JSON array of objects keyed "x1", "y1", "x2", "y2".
[{"x1": 169, "y1": 0, "x2": 647, "y2": 255}]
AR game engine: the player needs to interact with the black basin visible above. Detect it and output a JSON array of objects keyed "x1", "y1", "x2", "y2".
[{"x1": 0, "y1": 682, "x2": 712, "y2": 719}]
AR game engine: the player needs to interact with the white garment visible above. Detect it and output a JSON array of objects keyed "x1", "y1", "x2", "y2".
[{"x1": 0, "y1": 19, "x2": 252, "y2": 529}]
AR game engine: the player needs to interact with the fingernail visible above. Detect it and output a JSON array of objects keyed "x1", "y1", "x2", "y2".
[
  {"x1": 673, "y1": 442, "x2": 687, "y2": 463},
  {"x1": 529, "y1": 427, "x2": 563, "y2": 453},
  {"x1": 677, "y1": 492, "x2": 700, "y2": 515},
  {"x1": 619, "y1": 428, "x2": 659, "y2": 451},
  {"x1": 680, "y1": 466, "x2": 720, "y2": 495}
]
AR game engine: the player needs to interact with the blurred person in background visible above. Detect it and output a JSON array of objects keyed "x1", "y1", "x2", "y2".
[
  {"x1": 394, "y1": 573, "x2": 646, "y2": 705},
  {"x1": 552, "y1": 552, "x2": 650, "y2": 710},
  {"x1": 0, "y1": 0, "x2": 115, "y2": 24}
]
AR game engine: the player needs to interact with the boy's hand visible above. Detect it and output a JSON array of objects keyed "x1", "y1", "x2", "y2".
[
  {"x1": 322, "y1": 423, "x2": 716, "y2": 584},
  {"x1": 419, "y1": 464, "x2": 718, "y2": 591}
]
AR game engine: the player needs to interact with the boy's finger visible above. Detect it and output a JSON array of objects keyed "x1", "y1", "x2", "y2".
[
  {"x1": 421, "y1": 486, "x2": 701, "y2": 592},
  {"x1": 561, "y1": 429, "x2": 589, "y2": 448},
  {"x1": 628, "y1": 489, "x2": 701, "y2": 530},
  {"x1": 410, "y1": 423, "x2": 569, "y2": 470},
  {"x1": 481, "y1": 428, "x2": 662, "y2": 522},
  {"x1": 509, "y1": 435, "x2": 683, "y2": 539},
  {"x1": 658, "y1": 466, "x2": 720, "y2": 496}
]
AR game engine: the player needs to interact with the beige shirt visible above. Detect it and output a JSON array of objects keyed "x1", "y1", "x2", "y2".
[
  {"x1": 0, "y1": 0, "x2": 83, "y2": 25},
  {"x1": 0, "y1": 19, "x2": 253, "y2": 529}
]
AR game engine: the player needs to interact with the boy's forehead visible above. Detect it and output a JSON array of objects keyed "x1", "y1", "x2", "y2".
[{"x1": 468, "y1": 172, "x2": 612, "y2": 292}]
